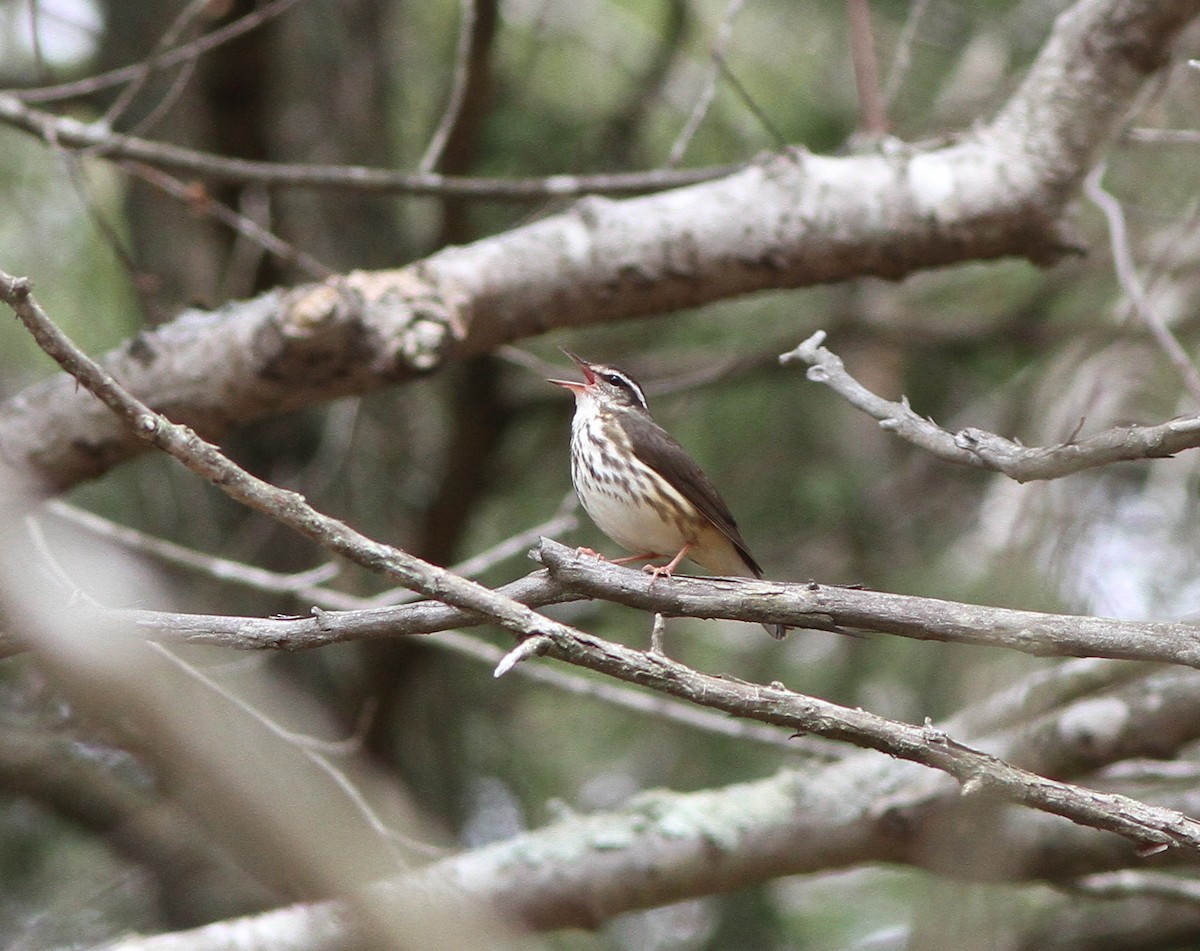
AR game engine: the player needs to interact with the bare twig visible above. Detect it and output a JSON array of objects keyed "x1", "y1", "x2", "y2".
[
  {"x1": 1069, "y1": 870, "x2": 1200, "y2": 905},
  {"x1": 713, "y1": 55, "x2": 787, "y2": 150},
  {"x1": 419, "y1": 0, "x2": 480, "y2": 174},
  {"x1": 782, "y1": 331, "x2": 1200, "y2": 482},
  {"x1": 883, "y1": 0, "x2": 932, "y2": 108},
  {"x1": 667, "y1": 0, "x2": 746, "y2": 165},
  {"x1": 493, "y1": 635, "x2": 551, "y2": 677},
  {"x1": 845, "y1": 0, "x2": 888, "y2": 137},
  {"x1": 362, "y1": 492, "x2": 578, "y2": 606},
  {"x1": 101, "y1": 0, "x2": 210, "y2": 131},
  {"x1": 0, "y1": 95, "x2": 738, "y2": 200},
  {"x1": 1084, "y1": 162, "x2": 1200, "y2": 404},
  {"x1": 122, "y1": 160, "x2": 335, "y2": 279},
  {"x1": 14, "y1": 0, "x2": 302, "y2": 104},
  {"x1": 43, "y1": 500, "x2": 343, "y2": 599},
  {"x1": 148, "y1": 641, "x2": 439, "y2": 861},
  {"x1": 650, "y1": 613, "x2": 667, "y2": 654}
]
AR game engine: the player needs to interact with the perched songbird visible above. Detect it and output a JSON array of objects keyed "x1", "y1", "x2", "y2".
[{"x1": 550, "y1": 350, "x2": 786, "y2": 639}]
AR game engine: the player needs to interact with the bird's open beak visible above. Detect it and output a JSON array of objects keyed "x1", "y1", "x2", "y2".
[{"x1": 548, "y1": 349, "x2": 595, "y2": 393}]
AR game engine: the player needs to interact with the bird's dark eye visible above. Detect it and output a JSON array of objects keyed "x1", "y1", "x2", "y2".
[{"x1": 599, "y1": 369, "x2": 648, "y2": 409}]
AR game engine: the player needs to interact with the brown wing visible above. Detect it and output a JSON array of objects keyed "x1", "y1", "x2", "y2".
[{"x1": 621, "y1": 410, "x2": 763, "y2": 577}]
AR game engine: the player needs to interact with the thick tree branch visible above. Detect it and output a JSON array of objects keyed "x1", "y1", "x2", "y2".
[
  {"x1": 784, "y1": 331, "x2": 1200, "y2": 481},
  {"x1": 92, "y1": 667, "x2": 1200, "y2": 945},
  {"x1": 0, "y1": 0, "x2": 1195, "y2": 495}
]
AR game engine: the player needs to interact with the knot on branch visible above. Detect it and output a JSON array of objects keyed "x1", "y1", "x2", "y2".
[
  {"x1": 348, "y1": 269, "x2": 469, "y2": 377},
  {"x1": 258, "y1": 271, "x2": 469, "y2": 385}
]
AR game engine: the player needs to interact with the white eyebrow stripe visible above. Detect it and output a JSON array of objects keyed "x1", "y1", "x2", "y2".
[{"x1": 602, "y1": 367, "x2": 647, "y2": 409}]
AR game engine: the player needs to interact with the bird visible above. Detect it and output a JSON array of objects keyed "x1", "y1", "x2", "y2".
[{"x1": 550, "y1": 349, "x2": 786, "y2": 639}]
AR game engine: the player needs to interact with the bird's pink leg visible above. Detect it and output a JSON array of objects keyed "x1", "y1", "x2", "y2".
[
  {"x1": 611, "y1": 553, "x2": 657, "y2": 565},
  {"x1": 577, "y1": 548, "x2": 657, "y2": 565},
  {"x1": 644, "y1": 544, "x2": 692, "y2": 579}
]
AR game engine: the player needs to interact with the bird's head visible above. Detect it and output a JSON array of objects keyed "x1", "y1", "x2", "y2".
[{"x1": 549, "y1": 350, "x2": 649, "y2": 412}]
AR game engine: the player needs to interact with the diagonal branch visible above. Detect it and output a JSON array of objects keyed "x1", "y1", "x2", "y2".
[{"x1": 0, "y1": 269, "x2": 598, "y2": 653}]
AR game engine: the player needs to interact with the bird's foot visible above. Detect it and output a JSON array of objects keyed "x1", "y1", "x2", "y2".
[{"x1": 642, "y1": 544, "x2": 691, "y2": 585}]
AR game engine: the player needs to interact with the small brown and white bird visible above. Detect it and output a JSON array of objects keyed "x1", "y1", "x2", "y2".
[{"x1": 550, "y1": 350, "x2": 786, "y2": 639}]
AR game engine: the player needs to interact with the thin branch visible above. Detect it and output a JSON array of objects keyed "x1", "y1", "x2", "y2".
[
  {"x1": 1069, "y1": 870, "x2": 1200, "y2": 905},
  {"x1": 883, "y1": 0, "x2": 932, "y2": 108},
  {"x1": 122, "y1": 160, "x2": 336, "y2": 279},
  {"x1": 361, "y1": 492, "x2": 579, "y2": 606},
  {"x1": 667, "y1": 0, "x2": 746, "y2": 166},
  {"x1": 713, "y1": 54, "x2": 787, "y2": 150},
  {"x1": 845, "y1": 0, "x2": 888, "y2": 137},
  {"x1": 148, "y1": 641, "x2": 439, "y2": 862},
  {"x1": 100, "y1": 0, "x2": 210, "y2": 131},
  {"x1": 27, "y1": 573, "x2": 568, "y2": 652},
  {"x1": 782, "y1": 331, "x2": 1200, "y2": 482},
  {"x1": 13, "y1": 0, "x2": 303, "y2": 104},
  {"x1": 0, "y1": 95, "x2": 738, "y2": 200},
  {"x1": 44, "y1": 501, "x2": 344, "y2": 600},
  {"x1": 418, "y1": 0, "x2": 480, "y2": 174},
  {"x1": 493, "y1": 635, "x2": 551, "y2": 677},
  {"x1": 1126, "y1": 127, "x2": 1200, "y2": 143},
  {"x1": 1084, "y1": 162, "x2": 1200, "y2": 404}
]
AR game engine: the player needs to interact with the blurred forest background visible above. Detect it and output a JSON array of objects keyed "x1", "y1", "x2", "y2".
[{"x1": 1, "y1": 0, "x2": 1200, "y2": 949}]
